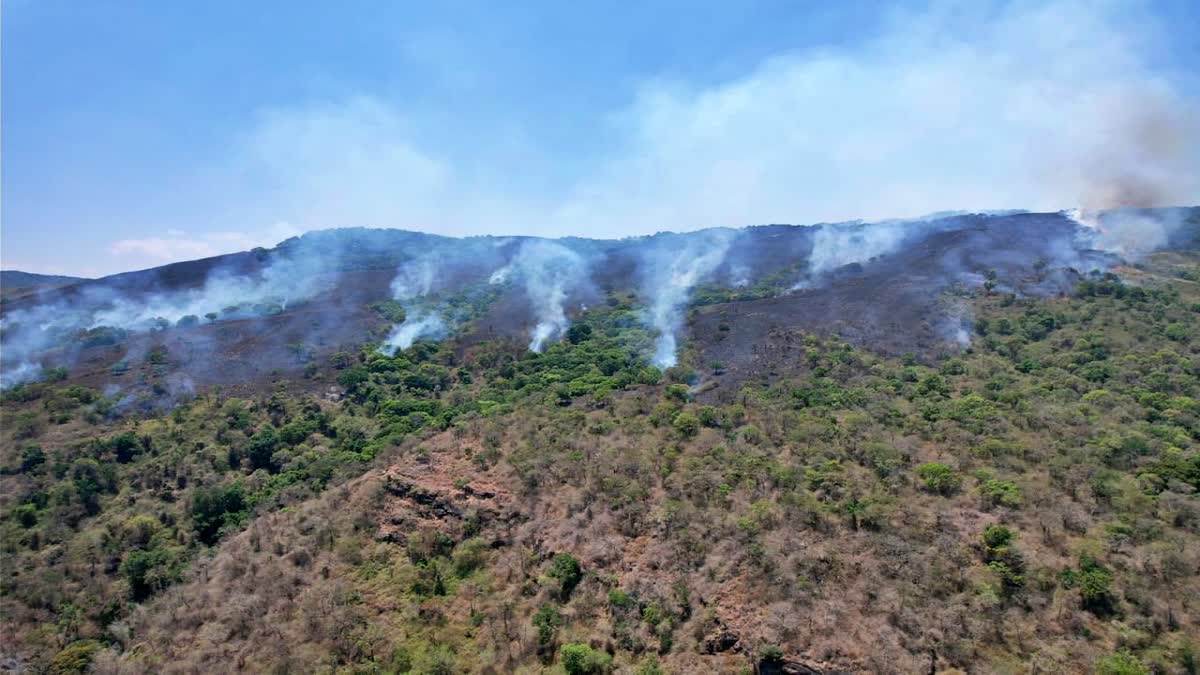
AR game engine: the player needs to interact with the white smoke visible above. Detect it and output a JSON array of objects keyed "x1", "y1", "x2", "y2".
[
  {"x1": 808, "y1": 221, "x2": 909, "y2": 276},
  {"x1": 390, "y1": 251, "x2": 441, "y2": 300},
  {"x1": 488, "y1": 265, "x2": 512, "y2": 285},
  {"x1": 1065, "y1": 208, "x2": 1188, "y2": 259},
  {"x1": 90, "y1": 256, "x2": 332, "y2": 328},
  {"x1": 729, "y1": 263, "x2": 751, "y2": 288},
  {"x1": 642, "y1": 229, "x2": 736, "y2": 368},
  {"x1": 380, "y1": 309, "x2": 446, "y2": 354},
  {"x1": 375, "y1": 249, "x2": 449, "y2": 355},
  {"x1": 507, "y1": 241, "x2": 588, "y2": 352},
  {"x1": 0, "y1": 251, "x2": 339, "y2": 388}
]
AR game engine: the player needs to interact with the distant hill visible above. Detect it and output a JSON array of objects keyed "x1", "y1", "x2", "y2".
[{"x1": 0, "y1": 270, "x2": 88, "y2": 289}]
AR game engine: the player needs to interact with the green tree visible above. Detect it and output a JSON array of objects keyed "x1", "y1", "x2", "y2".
[
  {"x1": 567, "y1": 323, "x2": 593, "y2": 344},
  {"x1": 532, "y1": 604, "x2": 562, "y2": 647},
  {"x1": 244, "y1": 427, "x2": 280, "y2": 472},
  {"x1": 917, "y1": 462, "x2": 961, "y2": 495},
  {"x1": 549, "y1": 552, "x2": 583, "y2": 598},
  {"x1": 673, "y1": 411, "x2": 700, "y2": 438},
  {"x1": 47, "y1": 640, "x2": 100, "y2": 675},
  {"x1": 191, "y1": 483, "x2": 247, "y2": 545},
  {"x1": 561, "y1": 643, "x2": 612, "y2": 674},
  {"x1": 120, "y1": 546, "x2": 180, "y2": 601},
  {"x1": 1062, "y1": 554, "x2": 1115, "y2": 614},
  {"x1": 1095, "y1": 651, "x2": 1150, "y2": 675}
]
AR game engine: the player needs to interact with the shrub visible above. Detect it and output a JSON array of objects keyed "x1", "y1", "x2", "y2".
[
  {"x1": 664, "y1": 384, "x2": 690, "y2": 402},
  {"x1": 191, "y1": 483, "x2": 247, "y2": 545},
  {"x1": 1164, "y1": 323, "x2": 1189, "y2": 342},
  {"x1": 635, "y1": 656, "x2": 665, "y2": 675},
  {"x1": 120, "y1": 546, "x2": 180, "y2": 600},
  {"x1": 1095, "y1": 651, "x2": 1150, "y2": 675},
  {"x1": 549, "y1": 552, "x2": 583, "y2": 597},
  {"x1": 532, "y1": 604, "x2": 562, "y2": 646},
  {"x1": 982, "y1": 524, "x2": 1015, "y2": 551},
  {"x1": 567, "y1": 323, "x2": 593, "y2": 344},
  {"x1": 1062, "y1": 554, "x2": 1116, "y2": 614},
  {"x1": 47, "y1": 640, "x2": 100, "y2": 675},
  {"x1": 980, "y1": 479, "x2": 1022, "y2": 508},
  {"x1": 452, "y1": 538, "x2": 488, "y2": 577},
  {"x1": 19, "y1": 445, "x2": 45, "y2": 472},
  {"x1": 917, "y1": 462, "x2": 961, "y2": 495},
  {"x1": 864, "y1": 442, "x2": 904, "y2": 477},
  {"x1": 672, "y1": 411, "x2": 700, "y2": 438},
  {"x1": 244, "y1": 427, "x2": 280, "y2": 472},
  {"x1": 12, "y1": 503, "x2": 38, "y2": 528},
  {"x1": 560, "y1": 643, "x2": 612, "y2": 674},
  {"x1": 760, "y1": 645, "x2": 785, "y2": 663},
  {"x1": 103, "y1": 431, "x2": 143, "y2": 463},
  {"x1": 608, "y1": 588, "x2": 634, "y2": 609},
  {"x1": 982, "y1": 525, "x2": 1025, "y2": 594}
]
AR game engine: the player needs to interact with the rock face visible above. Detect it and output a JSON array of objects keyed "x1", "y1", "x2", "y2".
[{"x1": 757, "y1": 659, "x2": 828, "y2": 675}]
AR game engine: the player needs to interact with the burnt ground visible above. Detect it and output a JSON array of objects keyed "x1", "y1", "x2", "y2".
[
  {"x1": 5, "y1": 209, "x2": 1196, "y2": 402},
  {"x1": 689, "y1": 215, "x2": 1116, "y2": 399}
]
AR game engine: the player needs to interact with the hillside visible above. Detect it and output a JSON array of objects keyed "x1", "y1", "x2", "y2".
[
  {"x1": 0, "y1": 271, "x2": 89, "y2": 304},
  {"x1": 1, "y1": 210, "x2": 1199, "y2": 674},
  {"x1": 0, "y1": 272, "x2": 88, "y2": 289}
]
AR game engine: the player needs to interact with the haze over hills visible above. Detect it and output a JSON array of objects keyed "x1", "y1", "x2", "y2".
[{"x1": 3, "y1": 208, "x2": 1195, "y2": 399}]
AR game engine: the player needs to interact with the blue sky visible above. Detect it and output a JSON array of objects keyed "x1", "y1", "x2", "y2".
[{"x1": 3, "y1": 0, "x2": 1198, "y2": 276}]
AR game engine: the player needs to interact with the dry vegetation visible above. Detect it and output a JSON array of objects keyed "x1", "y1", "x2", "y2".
[{"x1": 2, "y1": 254, "x2": 1200, "y2": 674}]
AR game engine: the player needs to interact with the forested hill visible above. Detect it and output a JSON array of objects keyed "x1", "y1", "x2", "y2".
[{"x1": 1, "y1": 214, "x2": 1199, "y2": 674}]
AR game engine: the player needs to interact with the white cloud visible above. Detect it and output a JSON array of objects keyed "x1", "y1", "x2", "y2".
[
  {"x1": 97, "y1": 0, "x2": 1200, "y2": 266},
  {"x1": 556, "y1": 0, "x2": 1199, "y2": 233},
  {"x1": 109, "y1": 222, "x2": 301, "y2": 270}
]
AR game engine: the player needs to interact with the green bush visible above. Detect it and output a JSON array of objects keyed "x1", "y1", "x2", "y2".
[
  {"x1": 982, "y1": 524, "x2": 1014, "y2": 551},
  {"x1": 664, "y1": 383, "x2": 690, "y2": 402},
  {"x1": 673, "y1": 411, "x2": 700, "y2": 438},
  {"x1": 981, "y1": 525, "x2": 1024, "y2": 594},
  {"x1": 532, "y1": 604, "x2": 562, "y2": 646},
  {"x1": 1061, "y1": 554, "x2": 1116, "y2": 614},
  {"x1": 917, "y1": 462, "x2": 961, "y2": 495},
  {"x1": 191, "y1": 483, "x2": 248, "y2": 545},
  {"x1": 980, "y1": 479, "x2": 1022, "y2": 508},
  {"x1": 561, "y1": 643, "x2": 612, "y2": 674},
  {"x1": 608, "y1": 588, "x2": 633, "y2": 609},
  {"x1": 18, "y1": 444, "x2": 45, "y2": 472},
  {"x1": 549, "y1": 552, "x2": 583, "y2": 597},
  {"x1": 12, "y1": 503, "x2": 38, "y2": 528},
  {"x1": 47, "y1": 640, "x2": 100, "y2": 675},
  {"x1": 1095, "y1": 651, "x2": 1150, "y2": 675},
  {"x1": 120, "y1": 545, "x2": 181, "y2": 600},
  {"x1": 452, "y1": 537, "x2": 488, "y2": 577}
]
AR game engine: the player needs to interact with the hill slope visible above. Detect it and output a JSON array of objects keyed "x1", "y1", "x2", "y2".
[
  {"x1": 0, "y1": 271, "x2": 88, "y2": 289},
  {"x1": 0, "y1": 209, "x2": 1198, "y2": 673}
]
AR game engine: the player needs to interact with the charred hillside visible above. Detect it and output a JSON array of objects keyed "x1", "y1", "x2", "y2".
[{"x1": 4, "y1": 208, "x2": 1195, "y2": 403}]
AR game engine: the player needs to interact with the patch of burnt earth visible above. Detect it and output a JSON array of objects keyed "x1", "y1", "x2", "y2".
[{"x1": 690, "y1": 213, "x2": 1108, "y2": 396}]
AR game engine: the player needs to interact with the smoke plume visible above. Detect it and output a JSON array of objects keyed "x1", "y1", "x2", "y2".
[
  {"x1": 508, "y1": 241, "x2": 588, "y2": 352},
  {"x1": 380, "y1": 309, "x2": 446, "y2": 354},
  {"x1": 641, "y1": 229, "x2": 736, "y2": 368},
  {"x1": 1, "y1": 249, "x2": 341, "y2": 388},
  {"x1": 377, "y1": 249, "x2": 450, "y2": 355}
]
